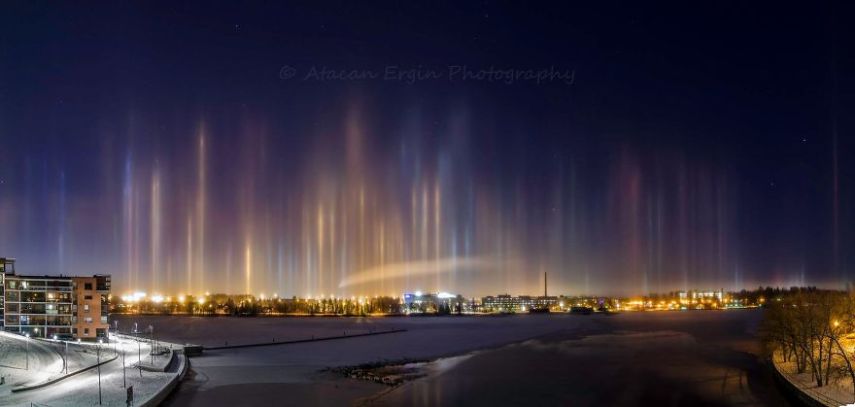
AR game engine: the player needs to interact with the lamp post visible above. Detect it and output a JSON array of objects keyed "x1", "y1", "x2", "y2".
[
  {"x1": 148, "y1": 325, "x2": 154, "y2": 365},
  {"x1": 64, "y1": 340, "x2": 68, "y2": 374},
  {"x1": 24, "y1": 333, "x2": 30, "y2": 370},
  {"x1": 96, "y1": 340, "x2": 103, "y2": 405},
  {"x1": 138, "y1": 340, "x2": 142, "y2": 377},
  {"x1": 122, "y1": 342, "x2": 126, "y2": 388}
]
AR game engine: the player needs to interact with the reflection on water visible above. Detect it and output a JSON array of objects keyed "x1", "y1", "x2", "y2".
[
  {"x1": 377, "y1": 314, "x2": 791, "y2": 407},
  {"x1": 425, "y1": 353, "x2": 475, "y2": 374},
  {"x1": 133, "y1": 310, "x2": 791, "y2": 406}
]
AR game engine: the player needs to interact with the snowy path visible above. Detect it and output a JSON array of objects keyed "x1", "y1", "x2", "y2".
[
  {"x1": 0, "y1": 335, "x2": 177, "y2": 406},
  {"x1": 0, "y1": 333, "x2": 64, "y2": 389}
]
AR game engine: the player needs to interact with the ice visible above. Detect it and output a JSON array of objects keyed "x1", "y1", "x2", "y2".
[{"x1": 112, "y1": 310, "x2": 785, "y2": 406}]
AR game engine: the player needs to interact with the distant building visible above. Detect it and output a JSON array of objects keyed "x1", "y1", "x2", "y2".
[
  {"x1": 402, "y1": 292, "x2": 465, "y2": 314},
  {"x1": 1, "y1": 257, "x2": 111, "y2": 340},
  {"x1": 481, "y1": 294, "x2": 558, "y2": 313},
  {"x1": 676, "y1": 289, "x2": 724, "y2": 303}
]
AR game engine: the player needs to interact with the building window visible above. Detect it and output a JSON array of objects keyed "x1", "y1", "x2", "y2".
[
  {"x1": 84, "y1": 283, "x2": 93, "y2": 290},
  {"x1": 84, "y1": 295, "x2": 92, "y2": 300},
  {"x1": 84, "y1": 328, "x2": 89, "y2": 335},
  {"x1": 83, "y1": 304, "x2": 90, "y2": 312},
  {"x1": 84, "y1": 317, "x2": 93, "y2": 323}
]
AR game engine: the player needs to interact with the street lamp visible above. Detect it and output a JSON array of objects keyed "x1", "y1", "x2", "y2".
[
  {"x1": 138, "y1": 339, "x2": 142, "y2": 377},
  {"x1": 97, "y1": 339, "x2": 103, "y2": 405},
  {"x1": 24, "y1": 333, "x2": 30, "y2": 370},
  {"x1": 148, "y1": 325, "x2": 154, "y2": 365},
  {"x1": 122, "y1": 341, "x2": 126, "y2": 388}
]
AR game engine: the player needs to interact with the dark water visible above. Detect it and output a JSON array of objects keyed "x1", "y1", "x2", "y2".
[
  {"x1": 378, "y1": 312, "x2": 790, "y2": 406},
  {"x1": 115, "y1": 310, "x2": 791, "y2": 406}
]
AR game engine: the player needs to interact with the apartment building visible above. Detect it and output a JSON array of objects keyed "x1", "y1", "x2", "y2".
[{"x1": 1, "y1": 257, "x2": 111, "y2": 340}]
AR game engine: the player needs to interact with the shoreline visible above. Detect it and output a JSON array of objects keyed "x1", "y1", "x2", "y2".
[
  {"x1": 110, "y1": 307, "x2": 759, "y2": 319},
  {"x1": 771, "y1": 351, "x2": 853, "y2": 406}
]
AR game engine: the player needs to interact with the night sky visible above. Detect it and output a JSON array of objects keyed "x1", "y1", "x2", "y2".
[{"x1": 0, "y1": 2, "x2": 852, "y2": 297}]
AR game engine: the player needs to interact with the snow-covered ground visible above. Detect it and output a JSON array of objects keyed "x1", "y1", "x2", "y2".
[
  {"x1": 0, "y1": 334, "x2": 179, "y2": 407},
  {"x1": 0, "y1": 332, "x2": 65, "y2": 389},
  {"x1": 775, "y1": 353, "x2": 854, "y2": 406},
  {"x1": 114, "y1": 310, "x2": 787, "y2": 406}
]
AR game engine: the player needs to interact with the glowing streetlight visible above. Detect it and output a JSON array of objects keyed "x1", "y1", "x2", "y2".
[
  {"x1": 148, "y1": 325, "x2": 155, "y2": 365},
  {"x1": 122, "y1": 339, "x2": 126, "y2": 388},
  {"x1": 138, "y1": 339, "x2": 142, "y2": 377},
  {"x1": 96, "y1": 339, "x2": 104, "y2": 405},
  {"x1": 24, "y1": 333, "x2": 30, "y2": 370}
]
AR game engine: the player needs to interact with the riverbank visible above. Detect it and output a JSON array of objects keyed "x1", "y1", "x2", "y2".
[{"x1": 772, "y1": 351, "x2": 855, "y2": 406}]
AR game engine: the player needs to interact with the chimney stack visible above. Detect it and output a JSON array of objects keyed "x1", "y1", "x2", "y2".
[{"x1": 544, "y1": 271, "x2": 547, "y2": 297}]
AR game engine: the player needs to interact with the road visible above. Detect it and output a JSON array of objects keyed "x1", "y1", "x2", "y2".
[
  {"x1": 0, "y1": 333, "x2": 64, "y2": 388},
  {"x1": 0, "y1": 334, "x2": 174, "y2": 407}
]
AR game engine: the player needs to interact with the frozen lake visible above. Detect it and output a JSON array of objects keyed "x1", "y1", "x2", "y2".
[{"x1": 112, "y1": 310, "x2": 791, "y2": 406}]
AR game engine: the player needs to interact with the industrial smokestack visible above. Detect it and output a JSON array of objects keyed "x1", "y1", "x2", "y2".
[{"x1": 544, "y1": 271, "x2": 547, "y2": 297}]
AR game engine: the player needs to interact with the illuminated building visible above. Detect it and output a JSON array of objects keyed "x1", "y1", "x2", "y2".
[
  {"x1": 1, "y1": 257, "x2": 111, "y2": 340},
  {"x1": 402, "y1": 292, "x2": 465, "y2": 314},
  {"x1": 71, "y1": 275, "x2": 111, "y2": 340},
  {"x1": 480, "y1": 294, "x2": 558, "y2": 313},
  {"x1": 0, "y1": 257, "x2": 12, "y2": 329}
]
